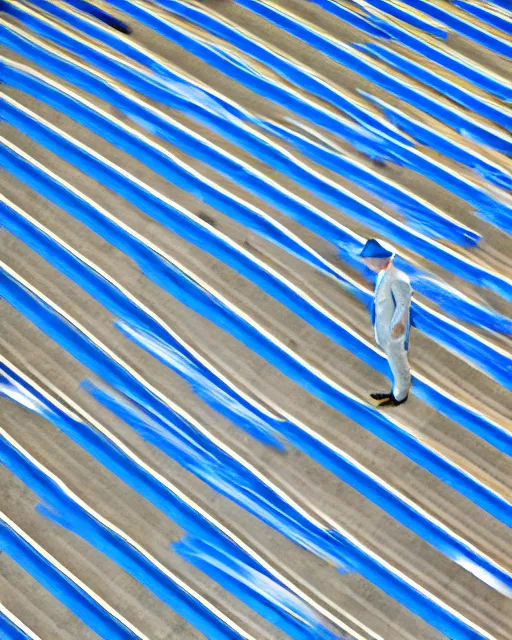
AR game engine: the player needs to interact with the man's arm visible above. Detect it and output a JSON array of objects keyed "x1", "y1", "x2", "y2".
[{"x1": 390, "y1": 279, "x2": 412, "y2": 337}]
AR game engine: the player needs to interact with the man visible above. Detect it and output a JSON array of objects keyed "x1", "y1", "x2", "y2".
[{"x1": 359, "y1": 238, "x2": 412, "y2": 407}]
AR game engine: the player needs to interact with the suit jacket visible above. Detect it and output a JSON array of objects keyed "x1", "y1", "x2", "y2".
[{"x1": 371, "y1": 263, "x2": 412, "y2": 350}]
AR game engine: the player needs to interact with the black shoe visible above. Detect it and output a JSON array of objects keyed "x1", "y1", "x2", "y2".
[
  {"x1": 370, "y1": 392, "x2": 392, "y2": 401},
  {"x1": 378, "y1": 394, "x2": 409, "y2": 407}
]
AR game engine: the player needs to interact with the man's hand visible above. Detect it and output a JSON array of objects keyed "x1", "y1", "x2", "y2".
[{"x1": 391, "y1": 321, "x2": 405, "y2": 339}]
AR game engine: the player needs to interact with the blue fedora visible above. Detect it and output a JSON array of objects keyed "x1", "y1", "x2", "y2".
[{"x1": 359, "y1": 238, "x2": 395, "y2": 259}]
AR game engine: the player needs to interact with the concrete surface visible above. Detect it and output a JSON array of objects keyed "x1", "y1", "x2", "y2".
[{"x1": 1, "y1": 1, "x2": 511, "y2": 638}]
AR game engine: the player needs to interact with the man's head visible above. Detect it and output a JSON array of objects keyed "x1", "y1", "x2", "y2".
[
  {"x1": 362, "y1": 256, "x2": 391, "y2": 273},
  {"x1": 359, "y1": 239, "x2": 395, "y2": 273}
]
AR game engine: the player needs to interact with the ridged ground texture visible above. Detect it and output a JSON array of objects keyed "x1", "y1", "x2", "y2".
[{"x1": 1, "y1": 1, "x2": 512, "y2": 639}]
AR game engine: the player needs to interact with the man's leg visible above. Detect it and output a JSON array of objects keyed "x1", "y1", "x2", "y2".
[{"x1": 385, "y1": 338, "x2": 411, "y2": 402}]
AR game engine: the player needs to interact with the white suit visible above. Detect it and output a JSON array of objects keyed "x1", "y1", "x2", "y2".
[{"x1": 371, "y1": 262, "x2": 412, "y2": 401}]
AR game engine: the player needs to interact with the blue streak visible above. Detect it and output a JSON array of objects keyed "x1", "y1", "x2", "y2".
[
  {"x1": 264, "y1": 116, "x2": 512, "y2": 231},
  {"x1": 173, "y1": 535, "x2": 346, "y2": 640},
  {"x1": 1, "y1": 51, "x2": 510, "y2": 334},
  {"x1": 403, "y1": 0, "x2": 512, "y2": 59},
  {"x1": 0, "y1": 270, "x2": 344, "y2": 563},
  {"x1": 0, "y1": 33, "x2": 356, "y2": 283},
  {"x1": 126, "y1": 0, "x2": 484, "y2": 244},
  {"x1": 352, "y1": 0, "x2": 448, "y2": 37},
  {"x1": 360, "y1": 91, "x2": 512, "y2": 230},
  {"x1": 180, "y1": 0, "x2": 512, "y2": 133},
  {"x1": 480, "y1": 0, "x2": 512, "y2": 12},
  {"x1": 1, "y1": 197, "x2": 287, "y2": 451},
  {"x1": 0, "y1": 368, "x2": 341, "y2": 640},
  {"x1": 27, "y1": 0, "x2": 412, "y2": 147},
  {"x1": 60, "y1": 0, "x2": 132, "y2": 34},
  {"x1": 2, "y1": 262, "x2": 511, "y2": 528},
  {"x1": 304, "y1": 0, "x2": 393, "y2": 38},
  {"x1": 84, "y1": 382, "x2": 348, "y2": 565},
  {"x1": 5, "y1": 17, "x2": 512, "y2": 316},
  {"x1": 9, "y1": 186, "x2": 512, "y2": 455},
  {"x1": 135, "y1": 1, "x2": 512, "y2": 213},
  {"x1": 454, "y1": 1, "x2": 512, "y2": 34},
  {"x1": 2, "y1": 95, "x2": 512, "y2": 392},
  {"x1": 3, "y1": 133, "x2": 512, "y2": 450},
  {"x1": 356, "y1": 41, "x2": 512, "y2": 132},
  {"x1": 0, "y1": 412, "x2": 491, "y2": 640},
  {"x1": 0, "y1": 610, "x2": 36, "y2": 640},
  {"x1": 3, "y1": 205, "x2": 512, "y2": 596},
  {"x1": 0, "y1": 521, "x2": 139, "y2": 640},
  {"x1": 360, "y1": 13, "x2": 512, "y2": 101},
  {"x1": 232, "y1": 0, "x2": 512, "y2": 154},
  {"x1": 0, "y1": 435, "x2": 252, "y2": 640}
]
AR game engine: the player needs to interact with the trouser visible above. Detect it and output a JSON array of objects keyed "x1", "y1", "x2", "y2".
[{"x1": 379, "y1": 335, "x2": 411, "y2": 401}]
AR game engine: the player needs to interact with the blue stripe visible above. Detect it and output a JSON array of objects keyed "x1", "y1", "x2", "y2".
[
  {"x1": 480, "y1": 0, "x2": 512, "y2": 11},
  {"x1": 0, "y1": 365, "x2": 278, "y2": 577},
  {"x1": 2, "y1": 60, "x2": 511, "y2": 345},
  {"x1": 360, "y1": 91, "x2": 512, "y2": 232},
  {"x1": 106, "y1": 0, "x2": 512, "y2": 176},
  {"x1": 118, "y1": 0, "x2": 486, "y2": 244},
  {"x1": 2, "y1": 262, "x2": 511, "y2": 528},
  {"x1": 8, "y1": 0, "x2": 512, "y2": 259},
  {"x1": 454, "y1": 1, "x2": 512, "y2": 34},
  {"x1": 60, "y1": 0, "x2": 131, "y2": 34},
  {"x1": 351, "y1": 0, "x2": 448, "y2": 37},
  {"x1": 297, "y1": 0, "x2": 393, "y2": 38},
  {"x1": 0, "y1": 272, "x2": 346, "y2": 558},
  {"x1": 0, "y1": 435, "x2": 251, "y2": 640},
  {"x1": 0, "y1": 368, "x2": 341, "y2": 640},
  {"x1": 232, "y1": 0, "x2": 512, "y2": 153},
  {"x1": 2, "y1": 2, "x2": 511, "y2": 637},
  {"x1": 360, "y1": 13, "x2": 512, "y2": 100},
  {"x1": 403, "y1": 0, "x2": 512, "y2": 58},
  {"x1": 0, "y1": 523, "x2": 140, "y2": 640},
  {"x1": 124, "y1": 1, "x2": 512, "y2": 229},
  {"x1": 0, "y1": 419, "x2": 491, "y2": 640},
  {"x1": 172, "y1": 534, "x2": 341, "y2": 640},
  {"x1": 3, "y1": 206, "x2": 512, "y2": 595},
  {"x1": 26, "y1": 0, "x2": 412, "y2": 147},
  {"x1": 345, "y1": 95, "x2": 512, "y2": 194},
  {"x1": 4, "y1": 19, "x2": 512, "y2": 314},
  {"x1": 0, "y1": 610, "x2": 35, "y2": 640},
  {"x1": 357, "y1": 42, "x2": 512, "y2": 132},
  {"x1": 3, "y1": 140, "x2": 512, "y2": 450},
  {"x1": 163, "y1": 0, "x2": 511, "y2": 131}
]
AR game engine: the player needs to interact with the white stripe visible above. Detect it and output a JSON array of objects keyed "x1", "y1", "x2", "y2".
[
  {"x1": 364, "y1": 94, "x2": 512, "y2": 191},
  {"x1": 179, "y1": 0, "x2": 512, "y2": 123},
  {"x1": 0, "y1": 603, "x2": 42, "y2": 640},
  {"x1": 0, "y1": 511, "x2": 150, "y2": 639},
  {"x1": 2, "y1": 141, "x2": 511, "y2": 499},
  {"x1": 411, "y1": 0, "x2": 512, "y2": 44},
  {"x1": 3, "y1": 242, "x2": 511, "y2": 509},
  {"x1": 4, "y1": 197, "x2": 512, "y2": 594},
  {"x1": 2, "y1": 77, "x2": 511, "y2": 368},
  {"x1": 0, "y1": 432, "x2": 257, "y2": 640},
  {"x1": 1, "y1": 262, "x2": 333, "y2": 529},
  {"x1": 3, "y1": 36, "x2": 511, "y2": 366},
  {"x1": 249, "y1": 0, "x2": 512, "y2": 143},
  {"x1": 0, "y1": 274, "x2": 499, "y2": 638},
  {"x1": 1, "y1": 359, "x2": 378, "y2": 640},
  {"x1": 7, "y1": 8, "x2": 512, "y2": 291},
  {"x1": 351, "y1": 0, "x2": 512, "y2": 88},
  {"x1": 126, "y1": 0, "x2": 410, "y2": 139},
  {"x1": 369, "y1": 44, "x2": 512, "y2": 119},
  {"x1": 0, "y1": 194, "x2": 281, "y2": 421}
]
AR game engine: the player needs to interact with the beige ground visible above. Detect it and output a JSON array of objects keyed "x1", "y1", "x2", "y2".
[{"x1": 1, "y1": 1, "x2": 512, "y2": 638}]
